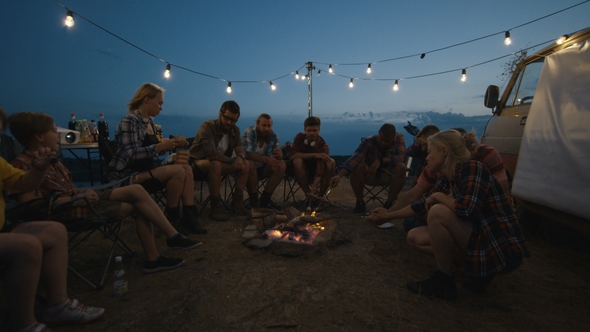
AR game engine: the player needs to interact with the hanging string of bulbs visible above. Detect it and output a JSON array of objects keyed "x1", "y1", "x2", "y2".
[{"x1": 55, "y1": 0, "x2": 589, "y2": 93}]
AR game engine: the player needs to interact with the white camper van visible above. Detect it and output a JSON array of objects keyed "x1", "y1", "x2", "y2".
[{"x1": 481, "y1": 27, "x2": 590, "y2": 235}]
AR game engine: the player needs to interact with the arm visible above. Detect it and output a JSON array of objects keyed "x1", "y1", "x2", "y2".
[{"x1": 10, "y1": 148, "x2": 55, "y2": 192}]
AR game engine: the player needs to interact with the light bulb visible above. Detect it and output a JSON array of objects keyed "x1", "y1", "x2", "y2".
[
  {"x1": 556, "y1": 34, "x2": 568, "y2": 45},
  {"x1": 226, "y1": 82, "x2": 232, "y2": 93},
  {"x1": 461, "y1": 69, "x2": 467, "y2": 82},
  {"x1": 393, "y1": 80, "x2": 399, "y2": 91},
  {"x1": 65, "y1": 10, "x2": 74, "y2": 27},
  {"x1": 328, "y1": 64, "x2": 333, "y2": 73},
  {"x1": 349, "y1": 78, "x2": 354, "y2": 88},
  {"x1": 420, "y1": 53, "x2": 426, "y2": 59},
  {"x1": 317, "y1": 69, "x2": 321, "y2": 76},
  {"x1": 367, "y1": 64, "x2": 372, "y2": 74},
  {"x1": 295, "y1": 71, "x2": 300, "y2": 79},
  {"x1": 270, "y1": 81, "x2": 276, "y2": 90},
  {"x1": 504, "y1": 31, "x2": 511, "y2": 45},
  {"x1": 164, "y1": 64, "x2": 171, "y2": 78}
]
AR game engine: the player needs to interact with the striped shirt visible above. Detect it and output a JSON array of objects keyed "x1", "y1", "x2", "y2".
[{"x1": 411, "y1": 160, "x2": 528, "y2": 277}]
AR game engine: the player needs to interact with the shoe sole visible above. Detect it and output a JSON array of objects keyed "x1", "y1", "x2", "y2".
[
  {"x1": 43, "y1": 309, "x2": 105, "y2": 327},
  {"x1": 167, "y1": 241, "x2": 203, "y2": 251},
  {"x1": 143, "y1": 259, "x2": 185, "y2": 273}
]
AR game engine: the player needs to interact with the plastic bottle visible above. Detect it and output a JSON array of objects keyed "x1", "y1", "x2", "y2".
[
  {"x1": 81, "y1": 119, "x2": 91, "y2": 143},
  {"x1": 98, "y1": 113, "x2": 109, "y2": 141},
  {"x1": 74, "y1": 119, "x2": 83, "y2": 133},
  {"x1": 68, "y1": 113, "x2": 76, "y2": 130},
  {"x1": 89, "y1": 120, "x2": 98, "y2": 142},
  {"x1": 113, "y1": 256, "x2": 128, "y2": 298}
]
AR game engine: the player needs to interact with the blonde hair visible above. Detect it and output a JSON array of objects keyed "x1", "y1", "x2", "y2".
[
  {"x1": 461, "y1": 129, "x2": 479, "y2": 152},
  {"x1": 127, "y1": 83, "x2": 165, "y2": 113},
  {"x1": 428, "y1": 129, "x2": 471, "y2": 173}
]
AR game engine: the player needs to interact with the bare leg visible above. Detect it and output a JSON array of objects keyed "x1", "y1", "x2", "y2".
[
  {"x1": 319, "y1": 158, "x2": 335, "y2": 196},
  {"x1": 263, "y1": 160, "x2": 286, "y2": 193},
  {"x1": 349, "y1": 163, "x2": 368, "y2": 201},
  {"x1": 386, "y1": 163, "x2": 407, "y2": 204},
  {"x1": 426, "y1": 204, "x2": 472, "y2": 276},
  {"x1": 197, "y1": 160, "x2": 222, "y2": 197},
  {"x1": 246, "y1": 160, "x2": 258, "y2": 194},
  {"x1": 110, "y1": 185, "x2": 178, "y2": 238},
  {"x1": 407, "y1": 226, "x2": 433, "y2": 256},
  {"x1": 291, "y1": 158, "x2": 311, "y2": 195},
  {"x1": 134, "y1": 164, "x2": 186, "y2": 208},
  {"x1": 180, "y1": 164, "x2": 196, "y2": 206},
  {"x1": 232, "y1": 158, "x2": 249, "y2": 192}
]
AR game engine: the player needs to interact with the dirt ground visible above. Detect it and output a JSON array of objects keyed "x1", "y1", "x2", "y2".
[{"x1": 3, "y1": 177, "x2": 590, "y2": 332}]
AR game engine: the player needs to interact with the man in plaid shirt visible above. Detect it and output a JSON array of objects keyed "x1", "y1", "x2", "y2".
[{"x1": 329, "y1": 123, "x2": 406, "y2": 213}]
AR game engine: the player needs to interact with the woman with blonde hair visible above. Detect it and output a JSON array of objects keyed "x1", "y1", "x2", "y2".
[
  {"x1": 377, "y1": 130, "x2": 527, "y2": 300},
  {"x1": 109, "y1": 83, "x2": 206, "y2": 234}
]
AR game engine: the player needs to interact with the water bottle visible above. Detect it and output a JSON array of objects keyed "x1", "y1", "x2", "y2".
[
  {"x1": 113, "y1": 256, "x2": 128, "y2": 298},
  {"x1": 68, "y1": 113, "x2": 76, "y2": 130},
  {"x1": 98, "y1": 113, "x2": 109, "y2": 141}
]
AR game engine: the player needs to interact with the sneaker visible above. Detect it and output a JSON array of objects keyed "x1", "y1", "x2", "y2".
[
  {"x1": 42, "y1": 299, "x2": 105, "y2": 327},
  {"x1": 353, "y1": 201, "x2": 366, "y2": 214},
  {"x1": 17, "y1": 322, "x2": 52, "y2": 332},
  {"x1": 143, "y1": 255, "x2": 185, "y2": 273},
  {"x1": 166, "y1": 233, "x2": 203, "y2": 250},
  {"x1": 406, "y1": 270, "x2": 457, "y2": 301}
]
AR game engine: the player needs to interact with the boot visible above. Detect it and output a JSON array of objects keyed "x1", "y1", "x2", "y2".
[
  {"x1": 166, "y1": 206, "x2": 187, "y2": 234},
  {"x1": 231, "y1": 191, "x2": 250, "y2": 216},
  {"x1": 210, "y1": 196, "x2": 229, "y2": 221},
  {"x1": 248, "y1": 192, "x2": 259, "y2": 209},
  {"x1": 181, "y1": 205, "x2": 208, "y2": 234},
  {"x1": 259, "y1": 191, "x2": 281, "y2": 210}
]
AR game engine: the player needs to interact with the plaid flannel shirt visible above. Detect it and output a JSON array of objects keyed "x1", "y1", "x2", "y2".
[
  {"x1": 290, "y1": 132, "x2": 330, "y2": 177},
  {"x1": 242, "y1": 125, "x2": 280, "y2": 156},
  {"x1": 411, "y1": 160, "x2": 528, "y2": 278},
  {"x1": 341, "y1": 133, "x2": 406, "y2": 173},
  {"x1": 109, "y1": 111, "x2": 160, "y2": 171}
]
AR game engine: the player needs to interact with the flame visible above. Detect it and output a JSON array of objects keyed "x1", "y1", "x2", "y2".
[{"x1": 263, "y1": 223, "x2": 322, "y2": 244}]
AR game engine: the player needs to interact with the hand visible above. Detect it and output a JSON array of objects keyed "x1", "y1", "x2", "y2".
[
  {"x1": 84, "y1": 189, "x2": 99, "y2": 205},
  {"x1": 232, "y1": 156, "x2": 244, "y2": 171},
  {"x1": 272, "y1": 147, "x2": 283, "y2": 160},
  {"x1": 31, "y1": 147, "x2": 58, "y2": 170},
  {"x1": 368, "y1": 160, "x2": 380, "y2": 177},
  {"x1": 329, "y1": 175, "x2": 341, "y2": 188},
  {"x1": 173, "y1": 135, "x2": 189, "y2": 147},
  {"x1": 365, "y1": 207, "x2": 390, "y2": 225},
  {"x1": 315, "y1": 153, "x2": 331, "y2": 163},
  {"x1": 425, "y1": 192, "x2": 446, "y2": 211}
]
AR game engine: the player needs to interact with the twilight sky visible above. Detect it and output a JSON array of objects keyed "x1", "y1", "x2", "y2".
[{"x1": 1, "y1": 0, "x2": 588, "y2": 154}]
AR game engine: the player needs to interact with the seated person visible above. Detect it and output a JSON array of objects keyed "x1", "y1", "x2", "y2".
[
  {"x1": 289, "y1": 116, "x2": 335, "y2": 202},
  {"x1": 406, "y1": 124, "x2": 440, "y2": 186},
  {"x1": 242, "y1": 113, "x2": 286, "y2": 209},
  {"x1": 373, "y1": 130, "x2": 528, "y2": 300},
  {"x1": 9, "y1": 112, "x2": 201, "y2": 274},
  {"x1": 329, "y1": 123, "x2": 406, "y2": 213},
  {"x1": 189, "y1": 100, "x2": 249, "y2": 221},
  {"x1": 109, "y1": 83, "x2": 205, "y2": 234},
  {"x1": 0, "y1": 108, "x2": 104, "y2": 331},
  {"x1": 367, "y1": 128, "x2": 510, "y2": 231}
]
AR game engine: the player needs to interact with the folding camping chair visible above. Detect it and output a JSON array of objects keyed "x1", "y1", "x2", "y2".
[
  {"x1": 7, "y1": 177, "x2": 135, "y2": 290},
  {"x1": 363, "y1": 156, "x2": 413, "y2": 207}
]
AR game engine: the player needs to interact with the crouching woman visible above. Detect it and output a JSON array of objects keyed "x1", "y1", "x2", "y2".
[{"x1": 372, "y1": 129, "x2": 528, "y2": 300}]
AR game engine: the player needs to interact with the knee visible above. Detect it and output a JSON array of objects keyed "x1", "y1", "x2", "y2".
[
  {"x1": 391, "y1": 163, "x2": 407, "y2": 177},
  {"x1": 209, "y1": 161, "x2": 222, "y2": 175},
  {"x1": 427, "y1": 204, "x2": 454, "y2": 226},
  {"x1": 277, "y1": 160, "x2": 287, "y2": 173}
]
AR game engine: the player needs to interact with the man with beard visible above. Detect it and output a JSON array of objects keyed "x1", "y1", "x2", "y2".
[
  {"x1": 189, "y1": 100, "x2": 249, "y2": 221},
  {"x1": 242, "y1": 113, "x2": 286, "y2": 209},
  {"x1": 329, "y1": 123, "x2": 406, "y2": 214}
]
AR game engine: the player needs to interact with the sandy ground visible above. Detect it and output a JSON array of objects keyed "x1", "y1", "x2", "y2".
[{"x1": 2, "y1": 177, "x2": 590, "y2": 332}]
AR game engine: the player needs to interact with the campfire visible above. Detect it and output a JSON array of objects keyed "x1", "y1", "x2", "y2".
[{"x1": 243, "y1": 207, "x2": 335, "y2": 256}]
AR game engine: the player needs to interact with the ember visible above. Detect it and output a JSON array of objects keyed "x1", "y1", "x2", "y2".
[{"x1": 262, "y1": 223, "x2": 324, "y2": 244}]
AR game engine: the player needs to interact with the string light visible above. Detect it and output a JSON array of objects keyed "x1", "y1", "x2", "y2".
[
  {"x1": 367, "y1": 64, "x2": 372, "y2": 74},
  {"x1": 270, "y1": 81, "x2": 276, "y2": 90},
  {"x1": 164, "y1": 64, "x2": 171, "y2": 78},
  {"x1": 295, "y1": 71, "x2": 300, "y2": 79},
  {"x1": 461, "y1": 69, "x2": 467, "y2": 82},
  {"x1": 556, "y1": 34, "x2": 569, "y2": 44},
  {"x1": 420, "y1": 53, "x2": 426, "y2": 59},
  {"x1": 328, "y1": 64, "x2": 333, "y2": 73},
  {"x1": 317, "y1": 69, "x2": 321, "y2": 76},
  {"x1": 349, "y1": 78, "x2": 354, "y2": 88},
  {"x1": 65, "y1": 10, "x2": 74, "y2": 27},
  {"x1": 504, "y1": 31, "x2": 512, "y2": 45},
  {"x1": 393, "y1": 80, "x2": 399, "y2": 91},
  {"x1": 226, "y1": 82, "x2": 232, "y2": 93}
]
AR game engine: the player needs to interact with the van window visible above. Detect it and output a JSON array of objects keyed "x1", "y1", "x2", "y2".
[{"x1": 505, "y1": 59, "x2": 544, "y2": 107}]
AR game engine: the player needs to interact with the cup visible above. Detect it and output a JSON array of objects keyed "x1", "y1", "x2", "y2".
[{"x1": 175, "y1": 148, "x2": 189, "y2": 165}]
